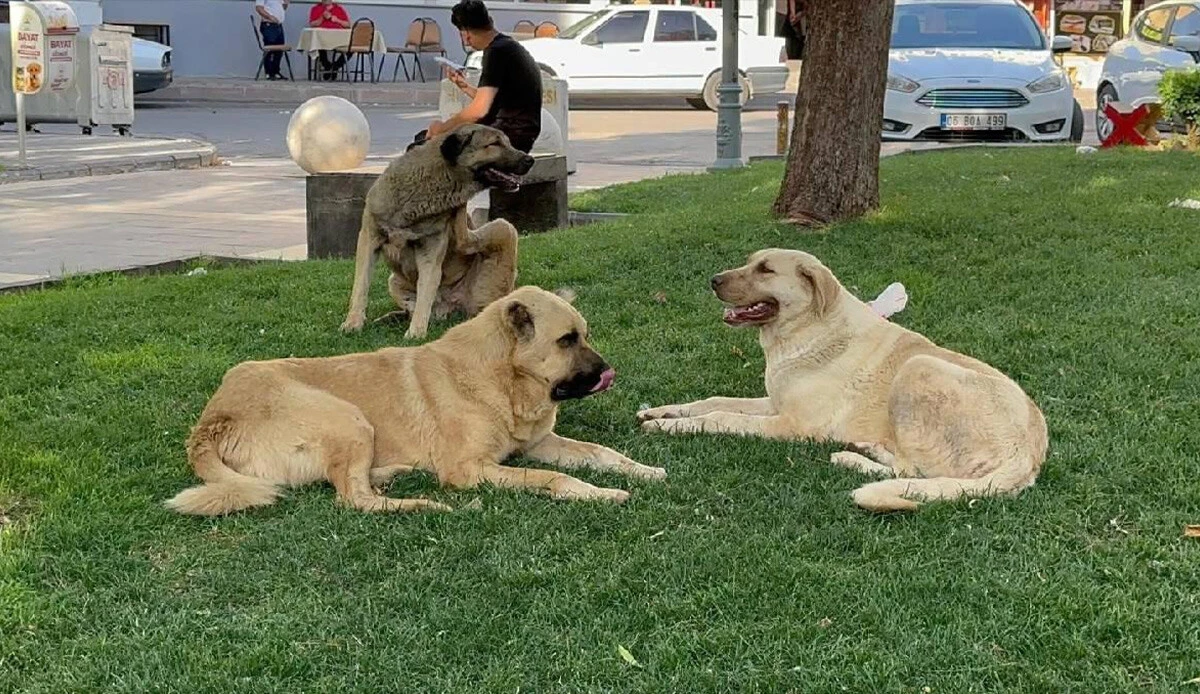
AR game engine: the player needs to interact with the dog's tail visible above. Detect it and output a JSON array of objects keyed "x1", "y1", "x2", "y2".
[
  {"x1": 851, "y1": 469, "x2": 1035, "y2": 513},
  {"x1": 164, "y1": 420, "x2": 281, "y2": 516}
]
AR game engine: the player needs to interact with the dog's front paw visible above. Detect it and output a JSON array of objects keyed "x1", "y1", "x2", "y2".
[
  {"x1": 340, "y1": 314, "x2": 366, "y2": 333},
  {"x1": 597, "y1": 487, "x2": 631, "y2": 504},
  {"x1": 552, "y1": 478, "x2": 630, "y2": 504},
  {"x1": 636, "y1": 404, "x2": 688, "y2": 422},
  {"x1": 633, "y1": 465, "x2": 668, "y2": 482},
  {"x1": 403, "y1": 324, "x2": 428, "y2": 340}
]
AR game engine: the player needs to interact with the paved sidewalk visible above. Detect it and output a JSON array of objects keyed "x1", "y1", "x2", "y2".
[
  {"x1": 0, "y1": 132, "x2": 217, "y2": 184},
  {"x1": 0, "y1": 145, "x2": 938, "y2": 292},
  {"x1": 145, "y1": 77, "x2": 442, "y2": 107}
]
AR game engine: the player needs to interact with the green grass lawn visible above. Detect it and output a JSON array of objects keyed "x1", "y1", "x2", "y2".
[{"x1": 2, "y1": 148, "x2": 1199, "y2": 692}]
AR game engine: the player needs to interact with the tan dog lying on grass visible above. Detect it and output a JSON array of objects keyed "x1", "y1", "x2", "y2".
[
  {"x1": 638, "y1": 249, "x2": 1048, "y2": 512},
  {"x1": 167, "y1": 286, "x2": 665, "y2": 516}
]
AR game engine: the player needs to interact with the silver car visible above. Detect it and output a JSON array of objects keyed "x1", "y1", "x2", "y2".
[{"x1": 1095, "y1": 0, "x2": 1200, "y2": 139}]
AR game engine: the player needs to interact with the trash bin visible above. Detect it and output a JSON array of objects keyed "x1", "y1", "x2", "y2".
[{"x1": 0, "y1": 2, "x2": 133, "y2": 136}]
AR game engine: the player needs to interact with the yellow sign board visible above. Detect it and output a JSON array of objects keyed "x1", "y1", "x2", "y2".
[{"x1": 11, "y1": 2, "x2": 46, "y2": 95}]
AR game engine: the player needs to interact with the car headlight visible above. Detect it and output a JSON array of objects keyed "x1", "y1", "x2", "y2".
[
  {"x1": 162, "y1": 52, "x2": 171, "y2": 69},
  {"x1": 886, "y1": 74, "x2": 920, "y2": 93},
  {"x1": 1027, "y1": 71, "x2": 1066, "y2": 94}
]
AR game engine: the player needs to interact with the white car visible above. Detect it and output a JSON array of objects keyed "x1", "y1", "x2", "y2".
[
  {"x1": 884, "y1": 0, "x2": 1083, "y2": 142},
  {"x1": 466, "y1": 5, "x2": 788, "y2": 111},
  {"x1": 1095, "y1": 0, "x2": 1200, "y2": 140},
  {"x1": 132, "y1": 37, "x2": 173, "y2": 95}
]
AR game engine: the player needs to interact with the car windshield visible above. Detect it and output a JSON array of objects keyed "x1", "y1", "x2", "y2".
[
  {"x1": 558, "y1": 10, "x2": 608, "y2": 39},
  {"x1": 891, "y1": 3, "x2": 1046, "y2": 50}
]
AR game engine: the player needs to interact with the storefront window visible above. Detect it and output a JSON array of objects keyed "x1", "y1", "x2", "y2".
[{"x1": 1054, "y1": 0, "x2": 1122, "y2": 54}]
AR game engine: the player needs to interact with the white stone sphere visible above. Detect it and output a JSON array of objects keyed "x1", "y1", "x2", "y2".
[
  {"x1": 286, "y1": 96, "x2": 371, "y2": 174},
  {"x1": 532, "y1": 108, "x2": 564, "y2": 157}
]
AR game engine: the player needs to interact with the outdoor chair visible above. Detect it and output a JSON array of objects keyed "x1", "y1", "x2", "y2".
[
  {"x1": 534, "y1": 21, "x2": 559, "y2": 38},
  {"x1": 392, "y1": 17, "x2": 447, "y2": 82},
  {"x1": 338, "y1": 18, "x2": 378, "y2": 83},
  {"x1": 251, "y1": 16, "x2": 295, "y2": 81},
  {"x1": 513, "y1": 19, "x2": 536, "y2": 40}
]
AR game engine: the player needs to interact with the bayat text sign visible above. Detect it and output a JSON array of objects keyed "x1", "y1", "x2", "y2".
[
  {"x1": 42, "y1": 1, "x2": 80, "y2": 92},
  {"x1": 11, "y1": 2, "x2": 46, "y2": 95},
  {"x1": 47, "y1": 34, "x2": 76, "y2": 91}
]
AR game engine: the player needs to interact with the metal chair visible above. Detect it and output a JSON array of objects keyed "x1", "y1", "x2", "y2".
[
  {"x1": 393, "y1": 17, "x2": 447, "y2": 82},
  {"x1": 513, "y1": 19, "x2": 536, "y2": 40},
  {"x1": 251, "y1": 16, "x2": 295, "y2": 81},
  {"x1": 338, "y1": 18, "x2": 378, "y2": 82}
]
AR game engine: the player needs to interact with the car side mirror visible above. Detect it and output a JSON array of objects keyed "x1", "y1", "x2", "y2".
[
  {"x1": 1169, "y1": 34, "x2": 1200, "y2": 57},
  {"x1": 582, "y1": 32, "x2": 600, "y2": 46},
  {"x1": 1051, "y1": 35, "x2": 1073, "y2": 53}
]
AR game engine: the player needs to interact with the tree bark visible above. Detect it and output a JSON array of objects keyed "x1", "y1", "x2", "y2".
[{"x1": 772, "y1": 0, "x2": 896, "y2": 227}]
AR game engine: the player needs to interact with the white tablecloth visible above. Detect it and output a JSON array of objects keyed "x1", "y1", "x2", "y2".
[{"x1": 297, "y1": 27, "x2": 387, "y2": 55}]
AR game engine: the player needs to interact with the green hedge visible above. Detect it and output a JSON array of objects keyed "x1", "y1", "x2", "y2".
[{"x1": 1159, "y1": 67, "x2": 1200, "y2": 127}]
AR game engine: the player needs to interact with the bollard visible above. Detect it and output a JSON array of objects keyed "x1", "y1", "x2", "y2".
[{"x1": 776, "y1": 100, "x2": 790, "y2": 156}]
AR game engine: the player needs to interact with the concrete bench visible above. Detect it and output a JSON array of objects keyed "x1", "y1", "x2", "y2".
[
  {"x1": 305, "y1": 154, "x2": 569, "y2": 260},
  {"x1": 487, "y1": 153, "x2": 567, "y2": 234}
]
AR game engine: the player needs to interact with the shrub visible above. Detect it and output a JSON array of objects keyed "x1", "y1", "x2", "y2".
[{"x1": 1158, "y1": 67, "x2": 1200, "y2": 128}]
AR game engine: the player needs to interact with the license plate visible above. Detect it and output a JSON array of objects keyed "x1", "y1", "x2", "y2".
[{"x1": 940, "y1": 113, "x2": 1007, "y2": 130}]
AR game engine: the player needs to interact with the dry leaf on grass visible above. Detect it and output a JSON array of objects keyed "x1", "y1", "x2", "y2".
[
  {"x1": 817, "y1": 617, "x2": 834, "y2": 628},
  {"x1": 652, "y1": 291, "x2": 668, "y2": 304},
  {"x1": 1183, "y1": 525, "x2": 1200, "y2": 538},
  {"x1": 616, "y1": 644, "x2": 642, "y2": 668},
  {"x1": 1186, "y1": 676, "x2": 1200, "y2": 685}
]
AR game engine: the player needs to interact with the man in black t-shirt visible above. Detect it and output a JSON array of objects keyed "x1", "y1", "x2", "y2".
[{"x1": 424, "y1": 0, "x2": 542, "y2": 153}]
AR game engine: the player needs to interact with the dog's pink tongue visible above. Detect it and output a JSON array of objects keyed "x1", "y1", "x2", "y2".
[{"x1": 590, "y1": 368, "x2": 616, "y2": 393}]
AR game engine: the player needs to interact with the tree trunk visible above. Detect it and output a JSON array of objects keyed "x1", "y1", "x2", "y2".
[{"x1": 772, "y1": 0, "x2": 896, "y2": 227}]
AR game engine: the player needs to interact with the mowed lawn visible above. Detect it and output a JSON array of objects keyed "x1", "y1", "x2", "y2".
[{"x1": 2, "y1": 148, "x2": 1199, "y2": 692}]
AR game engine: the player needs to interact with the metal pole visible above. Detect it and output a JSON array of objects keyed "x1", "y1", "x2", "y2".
[
  {"x1": 16, "y1": 92, "x2": 27, "y2": 168},
  {"x1": 709, "y1": 0, "x2": 744, "y2": 170}
]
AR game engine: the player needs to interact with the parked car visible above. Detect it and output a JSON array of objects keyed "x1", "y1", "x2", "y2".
[
  {"x1": 0, "y1": 0, "x2": 172, "y2": 96},
  {"x1": 1095, "y1": 0, "x2": 1200, "y2": 140},
  {"x1": 132, "y1": 37, "x2": 173, "y2": 95},
  {"x1": 883, "y1": 0, "x2": 1083, "y2": 142},
  {"x1": 465, "y1": 5, "x2": 788, "y2": 110}
]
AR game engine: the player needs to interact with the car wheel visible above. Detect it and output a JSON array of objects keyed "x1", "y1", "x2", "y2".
[
  {"x1": 1095, "y1": 84, "x2": 1118, "y2": 143},
  {"x1": 701, "y1": 71, "x2": 750, "y2": 112},
  {"x1": 1070, "y1": 99, "x2": 1085, "y2": 142}
]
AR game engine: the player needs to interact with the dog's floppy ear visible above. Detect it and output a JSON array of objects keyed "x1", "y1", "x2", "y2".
[
  {"x1": 440, "y1": 128, "x2": 474, "y2": 164},
  {"x1": 506, "y1": 301, "x2": 536, "y2": 341},
  {"x1": 552, "y1": 287, "x2": 577, "y2": 305},
  {"x1": 796, "y1": 260, "x2": 840, "y2": 316}
]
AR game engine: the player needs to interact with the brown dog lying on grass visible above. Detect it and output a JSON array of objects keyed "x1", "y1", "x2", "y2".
[
  {"x1": 167, "y1": 286, "x2": 666, "y2": 516},
  {"x1": 638, "y1": 249, "x2": 1048, "y2": 512}
]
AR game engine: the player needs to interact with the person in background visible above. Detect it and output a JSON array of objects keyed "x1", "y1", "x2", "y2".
[
  {"x1": 422, "y1": 0, "x2": 542, "y2": 153},
  {"x1": 308, "y1": 0, "x2": 351, "y2": 80},
  {"x1": 255, "y1": 0, "x2": 289, "y2": 80},
  {"x1": 775, "y1": 0, "x2": 805, "y2": 61}
]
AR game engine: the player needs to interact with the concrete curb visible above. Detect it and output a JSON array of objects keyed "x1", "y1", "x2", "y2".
[
  {"x1": 0, "y1": 143, "x2": 219, "y2": 185},
  {"x1": 143, "y1": 80, "x2": 441, "y2": 107},
  {"x1": 0, "y1": 254, "x2": 281, "y2": 294},
  {"x1": 568, "y1": 211, "x2": 629, "y2": 226}
]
